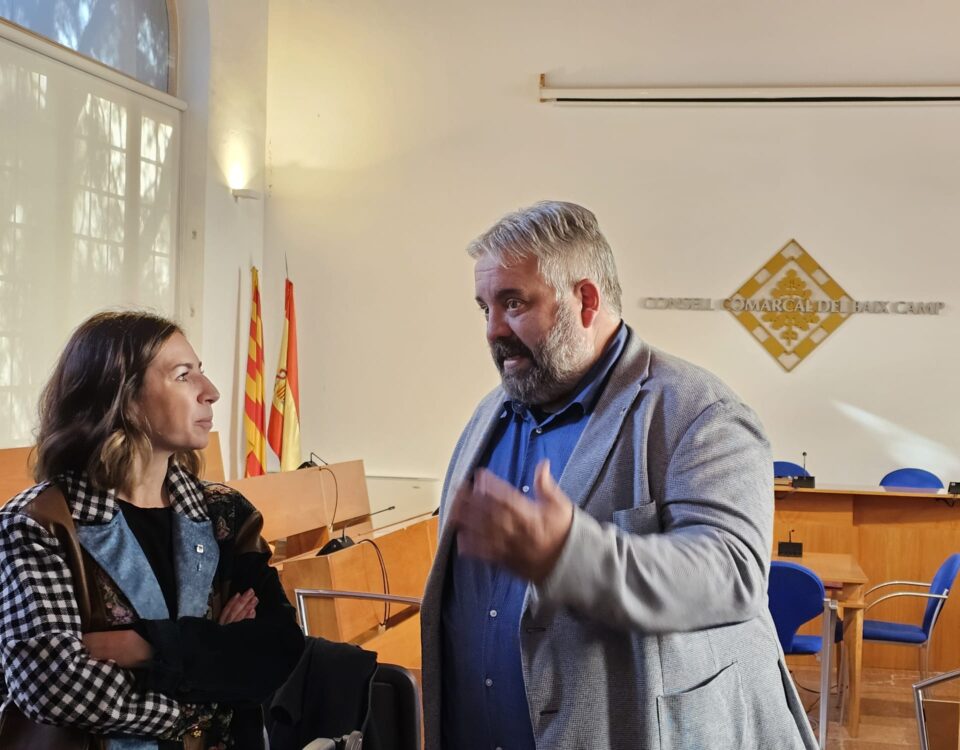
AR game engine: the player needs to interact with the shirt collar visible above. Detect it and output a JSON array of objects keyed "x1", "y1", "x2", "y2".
[
  {"x1": 501, "y1": 321, "x2": 628, "y2": 422},
  {"x1": 58, "y1": 463, "x2": 209, "y2": 525}
]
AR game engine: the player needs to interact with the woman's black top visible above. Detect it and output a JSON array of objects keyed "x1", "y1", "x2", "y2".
[
  {"x1": 117, "y1": 501, "x2": 180, "y2": 750},
  {"x1": 118, "y1": 501, "x2": 178, "y2": 619}
]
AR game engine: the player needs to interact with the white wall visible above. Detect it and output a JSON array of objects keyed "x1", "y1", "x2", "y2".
[
  {"x1": 262, "y1": 0, "x2": 960, "y2": 486},
  {"x1": 179, "y1": 0, "x2": 269, "y2": 479}
]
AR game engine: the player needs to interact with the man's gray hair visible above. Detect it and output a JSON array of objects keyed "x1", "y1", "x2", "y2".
[{"x1": 466, "y1": 201, "x2": 623, "y2": 316}]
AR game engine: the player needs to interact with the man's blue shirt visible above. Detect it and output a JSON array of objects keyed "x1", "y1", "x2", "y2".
[{"x1": 440, "y1": 324, "x2": 627, "y2": 750}]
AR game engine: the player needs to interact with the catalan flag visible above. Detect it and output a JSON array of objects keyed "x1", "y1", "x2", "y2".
[
  {"x1": 243, "y1": 267, "x2": 267, "y2": 477},
  {"x1": 268, "y1": 278, "x2": 302, "y2": 470}
]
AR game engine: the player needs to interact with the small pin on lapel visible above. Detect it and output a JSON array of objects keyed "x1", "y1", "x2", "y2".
[{"x1": 196, "y1": 544, "x2": 204, "y2": 554}]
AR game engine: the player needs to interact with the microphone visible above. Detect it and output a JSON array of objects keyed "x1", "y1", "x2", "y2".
[
  {"x1": 297, "y1": 451, "x2": 330, "y2": 470},
  {"x1": 777, "y1": 528, "x2": 803, "y2": 558},
  {"x1": 317, "y1": 506, "x2": 397, "y2": 555},
  {"x1": 793, "y1": 451, "x2": 816, "y2": 488},
  {"x1": 316, "y1": 534, "x2": 354, "y2": 555}
]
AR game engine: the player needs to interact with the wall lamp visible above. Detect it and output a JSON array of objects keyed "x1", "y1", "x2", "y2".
[{"x1": 232, "y1": 188, "x2": 261, "y2": 202}]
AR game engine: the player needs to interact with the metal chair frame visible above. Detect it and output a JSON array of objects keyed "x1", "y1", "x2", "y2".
[
  {"x1": 787, "y1": 599, "x2": 847, "y2": 741},
  {"x1": 863, "y1": 580, "x2": 951, "y2": 679},
  {"x1": 914, "y1": 667, "x2": 960, "y2": 750},
  {"x1": 815, "y1": 598, "x2": 840, "y2": 750},
  {"x1": 293, "y1": 588, "x2": 422, "y2": 637}
]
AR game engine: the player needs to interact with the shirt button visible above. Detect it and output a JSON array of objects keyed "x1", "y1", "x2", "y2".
[
  {"x1": 521, "y1": 485, "x2": 529, "y2": 493},
  {"x1": 535, "y1": 427, "x2": 543, "y2": 434},
  {"x1": 485, "y1": 678, "x2": 494, "y2": 687},
  {"x1": 489, "y1": 609, "x2": 498, "y2": 618}
]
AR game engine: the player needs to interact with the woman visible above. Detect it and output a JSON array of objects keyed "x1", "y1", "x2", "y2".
[{"x1": 0, "y1": 311, "x2": 304, "y2": 749}]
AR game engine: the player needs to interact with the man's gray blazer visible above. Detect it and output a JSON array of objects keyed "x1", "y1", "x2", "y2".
[{"x1": 420, "y1": 328, "x2": 817, "y2": 750}]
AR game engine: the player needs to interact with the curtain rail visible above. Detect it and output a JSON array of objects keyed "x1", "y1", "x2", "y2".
[{"x1": 538, "y1": 73, "x2": 960, "y2": 105}]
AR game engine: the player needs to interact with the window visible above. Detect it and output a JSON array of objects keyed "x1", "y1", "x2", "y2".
[{"x1": 0, "y1": 0, "x2": 173, "y2": 93}]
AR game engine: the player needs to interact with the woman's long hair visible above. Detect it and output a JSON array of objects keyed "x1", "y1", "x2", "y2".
[{"x1": 34, "y1": 311, "x2": 202, "y2": 492}]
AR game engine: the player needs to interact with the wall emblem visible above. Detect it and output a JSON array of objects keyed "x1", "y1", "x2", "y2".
[
  {"x1": 639, "y1": 239, "x2": 945, "y2": 372},
  {"x1": 728, "y1": 240, "x2": 851, "y2": 371}
]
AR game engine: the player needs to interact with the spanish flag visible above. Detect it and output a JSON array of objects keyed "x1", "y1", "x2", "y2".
[
  {"x1": 243, "y1": 267, "x2": 267, "y2": 477},
  {"x1": 268, "y1": 279, "x2": 302, "y2": 470}
]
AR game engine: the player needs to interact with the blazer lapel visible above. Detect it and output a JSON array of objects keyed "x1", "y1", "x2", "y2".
[
  {"x1": 439, "y1": 395, "x2": 505, "y2": 527},
  {"x1": 172, "y1": 512, "x2": 219, "y2": 619},
  {"x1": 76, "y1": 513, "x2": 169, "y2": 620},
  {"x1": 164, "y1": 465, "x2": 220, "y2": 618},
  {"x1": 557, "y1": 329, "x2": 652, "y2": 509},
  {"x1": 432, "y1": 393, "x2": 506, "y2": 576}
]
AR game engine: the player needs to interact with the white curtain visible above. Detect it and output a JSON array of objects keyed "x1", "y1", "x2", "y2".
[{"x1": 0, "y1": 31, "x2": 180, "y2": 445}]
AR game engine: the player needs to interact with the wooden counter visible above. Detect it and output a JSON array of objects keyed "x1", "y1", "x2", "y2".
[{"x1": 774, "y1": 484, "x2": 960, "y2": 671}]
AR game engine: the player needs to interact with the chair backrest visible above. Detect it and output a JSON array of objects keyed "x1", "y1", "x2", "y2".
[
  {"x1": 774, "y1": 460, "x2": 809, "y2": 478},
  {"x1": 768, "y1": 561, "x2": 825, "y2": 652},
  {"x1": 365, "y1": 663, "x2": 422, "y2": 750},
  {"x1": 879, "y1": 468, "x2": 944, "y2": 490},
  {"x1": 923, "y1": 554, "x2": 960, "y2": 636}
]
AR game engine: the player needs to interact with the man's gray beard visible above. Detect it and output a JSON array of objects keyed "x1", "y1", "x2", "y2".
[{"x1": 498, "y1": 304, "x2": 592, "y2": 407}]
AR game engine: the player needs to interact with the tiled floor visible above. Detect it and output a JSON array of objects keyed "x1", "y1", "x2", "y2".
[{"x1": 790, "y1": 665, "x2": 960, "y2": 749}]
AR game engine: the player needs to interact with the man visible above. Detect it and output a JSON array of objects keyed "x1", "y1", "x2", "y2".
[{"x1": 420, "y1": 201, "x2": 817, "y2": 750}]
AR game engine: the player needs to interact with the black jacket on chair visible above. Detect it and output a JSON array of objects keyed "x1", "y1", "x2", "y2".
[{"x1": 266, "y1": 637, "x2": 378, "y2": 750}]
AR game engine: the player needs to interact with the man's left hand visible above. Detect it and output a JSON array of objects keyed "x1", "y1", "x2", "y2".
[{"x1": 450, "y1": 459, "x2": 574, "y2": 583}]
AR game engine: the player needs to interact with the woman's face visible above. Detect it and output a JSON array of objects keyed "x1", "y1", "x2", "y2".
[{"x1": 137, "y1": 332, "x2": 220, "y2": 455}]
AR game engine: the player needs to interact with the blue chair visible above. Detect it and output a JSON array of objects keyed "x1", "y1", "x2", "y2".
[
  {"x1": 774, "y1": 460, "x2": 810, "y2": 478},
  {"x1": 863, "y1": 554, "x2": 960, "y2": 678},
  {"x1": 879, "y1": 468, "x2": 943, "y2": 490},
  {"x1": 769, "y1": 561, "x2": 827, "y2": 654},
  {"x1": 768, "y1": 561, "x2": 842, "y2": 748}
]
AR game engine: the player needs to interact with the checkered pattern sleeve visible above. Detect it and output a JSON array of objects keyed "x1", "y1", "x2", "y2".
[{"x1": 0, "y1": 510, "x2": 185, "y2": 737}]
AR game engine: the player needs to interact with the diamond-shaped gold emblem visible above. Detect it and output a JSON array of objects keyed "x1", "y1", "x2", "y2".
[{"x1": 728, "y1": 240, "x2": 852, "y2": 371}]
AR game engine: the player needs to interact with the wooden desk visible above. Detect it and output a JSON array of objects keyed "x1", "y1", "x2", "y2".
[
  {"x1": 774, "y1": 484, "x2": 960, "y2": 674},
  {"x1": 773, "y1": 551, "x2": 869, "y2": 737},
  {"x1": 279, "y1": 517, "x2": 438, "y2": 645},
  {"x1": 364, "y1": 613, "x2": 422, "y2": 677}
]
